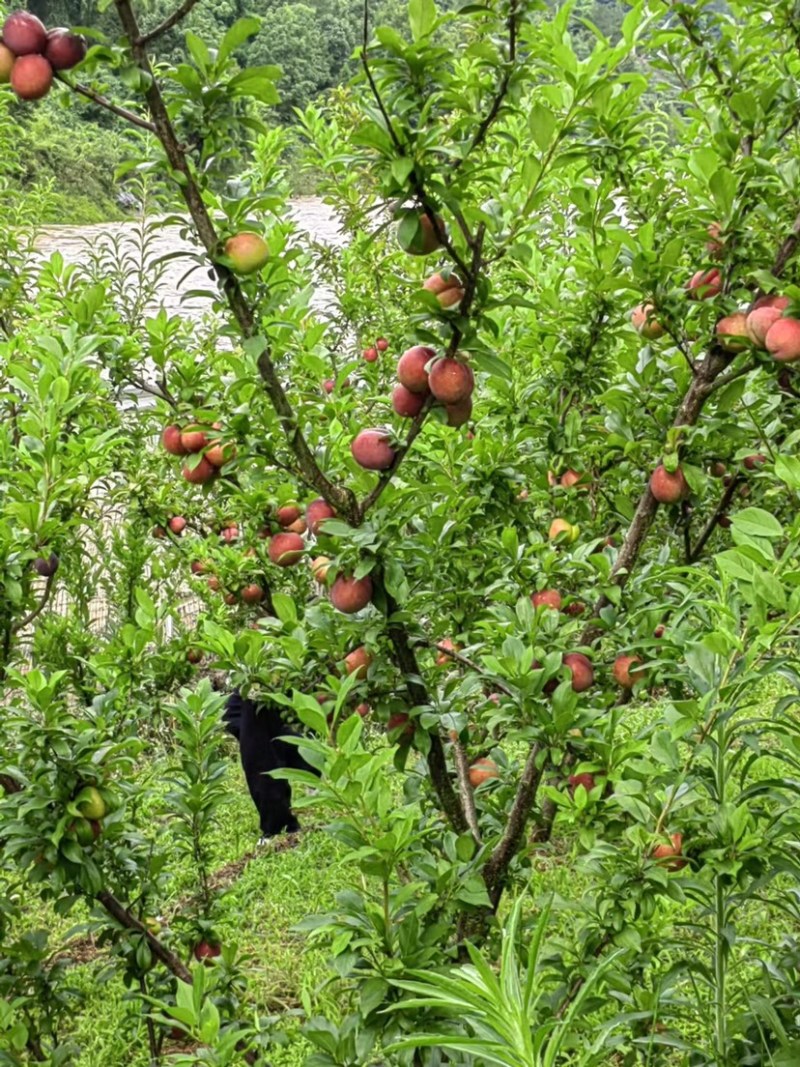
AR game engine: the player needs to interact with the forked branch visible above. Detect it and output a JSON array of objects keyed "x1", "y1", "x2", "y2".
[{"x1": 138, "y1": 0, "x2": 203, "y2": 45}]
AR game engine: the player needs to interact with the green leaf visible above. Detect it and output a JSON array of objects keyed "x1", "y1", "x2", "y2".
[
  {"x1": 709, "y1": 168, "x2": 737, "y2": 216},
  {"x1": 529, "y1": 103, "x2": 557, "y2": 151},
  {"x1": 753, "y1": 568, "x2": 786, "y2": 610},
  {"x1": 228, "y1": 67, "x2": 282, "y2": 104},
  {"x1": 391, "y1": 157, "x2": 415, "y2": 185},
  {"x1": 185, "y1": 31, "x2": 211, "y2": 72},
  {"x1": 242, "y1": 335, "x2": 267, "y2": 359},
  {"x1": 469, "y1": 350, "x2": 512, "y2": 382},
  {"x1": 218, "y1": 17, "x2": 262, "y2": 66},
  {"x1": 775, "y1": 454, "x2": 800, "y2": 491},
  {"x1": 360, "y1": 977, "x2": 389, "y2": 1017},
  {"x1": 688, "y1": 147, "x2": 719, "y2": 183},
  {"x1": 375, "y1": 27, "x2": 407, "y2": 54},
  {"x1": 383, "y1": 558, "x2": 410, "y2": 604},
  {"x1": 271, "y1": 592, "x2": 297, "y2": 624},
  {"x1": 134, "y1": 587, "x2": 156, "y2": 618},
  {"x1": 409, "y1": 0, "x2": 436, "y2": 40},
  {"x1": 731, "y1": 507, "x2": 782, "y2": 540}
]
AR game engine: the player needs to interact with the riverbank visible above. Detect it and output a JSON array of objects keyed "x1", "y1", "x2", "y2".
[{"x1": 34, "y1": 199, "x2": 341, "y2": 320}]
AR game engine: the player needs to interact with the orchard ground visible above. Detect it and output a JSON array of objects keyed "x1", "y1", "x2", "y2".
[{"x1": 5, "y1": 677, "x2": 788, "y2": 1066}]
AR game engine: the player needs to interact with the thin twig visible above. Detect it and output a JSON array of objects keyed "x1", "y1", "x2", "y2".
[
  {"x1": 360, "y1": 1, "x2": 472, "y2": 277},
  {"x1": 55, "y1": 74, "x2": 156, "y2": 133},
  {"x1": 96, "y1": 890, "x2": 192, "y2": 983},
  {"x1": 138, "y1": 0, "x2": 203, "y2": 45},
  {"x1": 452, "y1": 739, "x2": 482, "y2": 844},
  {"x1": 456, "y1": 0, "x2": 519, "y2": 168},
  {"x1": 688, "y1": 475, "x2": 742, "y2": 562},
  {"x1": 12, "y1": 574, "x2": 55, "y2": 633},
  {"x1": 707, "y1": 359, "x2": 758, "y2": 394},
  {"x1": 418, "y1": 636, "x2": 515, "y2": 698}
]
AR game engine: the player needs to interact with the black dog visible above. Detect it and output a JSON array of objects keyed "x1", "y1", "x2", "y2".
[{"x1": 223, "y1": 691, "x2": 319, "y2": 841}]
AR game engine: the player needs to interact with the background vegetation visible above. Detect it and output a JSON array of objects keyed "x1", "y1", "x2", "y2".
[{"x1": 6, "y1": 0, "x2": 643, "y2": 221}]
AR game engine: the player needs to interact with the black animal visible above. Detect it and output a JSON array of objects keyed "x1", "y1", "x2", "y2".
[{"x1": 223, "y1": 690, "x2": 319, "y2": 840}]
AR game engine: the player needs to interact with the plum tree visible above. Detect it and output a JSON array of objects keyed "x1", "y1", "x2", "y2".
[{"x1": 6, "y1": 2, "x2": 800, "y2": 1062}]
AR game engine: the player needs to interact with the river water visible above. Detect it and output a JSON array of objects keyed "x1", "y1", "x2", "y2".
[{"x1": 34, "y1": 196, "x2": 342, "y2": 319}]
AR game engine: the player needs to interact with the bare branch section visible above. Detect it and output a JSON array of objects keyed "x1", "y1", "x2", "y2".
[
  {"x1": 138, "y1": 0, "x2": 203, "y2": 45},
  {"x1": 689, "y1": 474, "x2": 742, "y2": 562},
  {"x1": 96, "y1": 890, "x2": 192, "y2": 982},
  {"x1": 56, "y1": 74, "x2": 157, "y2": 133},
  {"x1": 113, "y1": 0, "x2": 357, "y2": 521},
  {"x1": 12, "y1": 574, "x2": 55, "y2": 633},
  {"x1": 483, "y1": 740, "x2": 543, "y2": 907},
  {"x1": 379, "y1": 577, "x2": 467, "y2": 834},
  {"x1": 452, "y1": 739, "x2": 482, "y2": 844}
]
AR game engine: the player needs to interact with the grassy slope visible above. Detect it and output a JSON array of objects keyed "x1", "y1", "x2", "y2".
[
  {"x1": 6, "y1": 681, "x2": 791, "y2": 1064},
  {"x1": 60, "y1": 760, "x2": 351, "y2": 1065}
]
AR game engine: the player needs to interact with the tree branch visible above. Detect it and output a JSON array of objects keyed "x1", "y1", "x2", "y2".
[
  {"x1": 360, "y1": 2, "x2": 472, "y2": 278},
  {"x1": 580, "y1": 349, "x2": 729, "y2": 644},
  {"x1": 55, "y1": 74, "x2": 156, "y2": 134},
  {"x1": 707, "y1": 359, "x2": 758, "y2": 394},
  {"x1": 138, "y1": 0, "x2": 203, "y2": 45},
  {"x1": 96, "y1": 890, "x2": 192, "y2": 983},
  {"x1": 112, "y1": 0, "x2": 357, "y2": 522},
  {"x1": 483, "y1": 741, "x2": 543, "y2": 908},
  {"x1": 452, "y1": 738, "x2": 482, "y2": 845},
  {"x1": 456, "y1": 0, "x2": 519, "y2": 168},
  {"x1": 418, "y1": 636, "x2": 515, "y2": 699},
  {"x1": 378, "y1": 574, "x2": 467, "y2": 834},
  {"x1": 12, "y1": 574, "x2": 55, "y2": 633},
  {"x1": 688, "y1": 475, "x2": 742, "y2": 562}
]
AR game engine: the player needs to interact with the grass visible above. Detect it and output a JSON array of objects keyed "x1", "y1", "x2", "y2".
[{"x1": 3, "y1": 678, "x2": 797, "y2": 1065}]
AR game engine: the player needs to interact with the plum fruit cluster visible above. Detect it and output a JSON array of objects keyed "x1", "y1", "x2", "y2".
[{"x1": 0, "y1": 11, "x2": 86, "y2": 101}]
